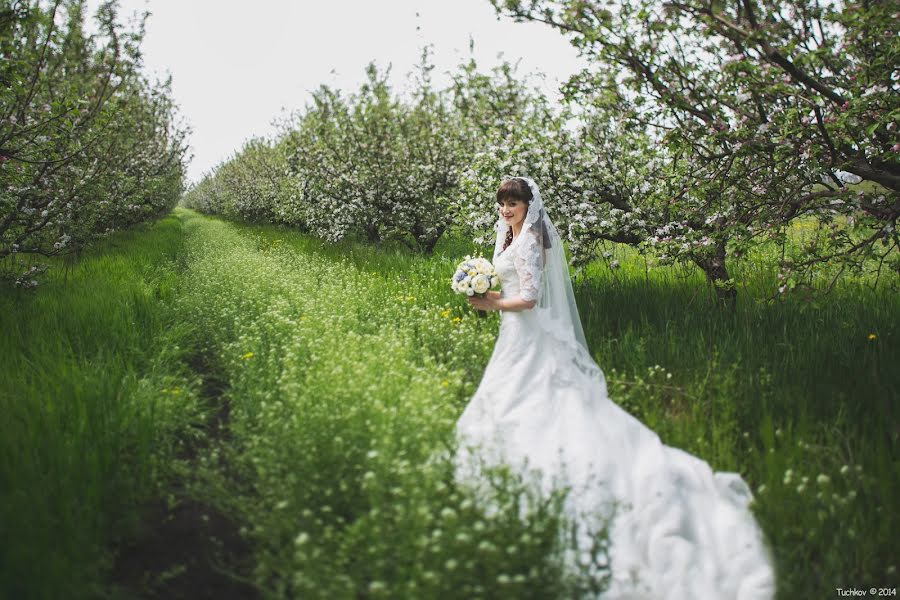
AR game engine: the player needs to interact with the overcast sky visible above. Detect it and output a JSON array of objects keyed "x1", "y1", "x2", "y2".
[{"x1": 84, "y1": 0, "x2": 588, "y2": 184}]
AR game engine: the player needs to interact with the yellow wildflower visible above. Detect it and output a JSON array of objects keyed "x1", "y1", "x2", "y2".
[
  {"x1": 440, "y1": 309, "x2": 451, "y2": 318},
  {"x1": 241, "y1": 351, "x2": 255, "y2": 360},
  {"x1": 441, "y1": 380, "x2": 449, "y2": 388},
  {"x1": 452, "y1": 317, "x2": 462, "y2": 325}
]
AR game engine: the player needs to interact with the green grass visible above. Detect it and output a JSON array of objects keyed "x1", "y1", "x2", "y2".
[
  {"x1": 1, "y1": 206, "x2": 897, "y2": 598},
  {"x1": 575, "y1": 244, "x2": 897, "y2": 595},
  {"x1": 0, "y1": 213, "x2": 206, "y2": 599}
]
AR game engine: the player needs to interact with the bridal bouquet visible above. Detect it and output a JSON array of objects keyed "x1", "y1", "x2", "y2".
[{"x1": 451, "y1": 256, "x2": 499, "y2": 317}]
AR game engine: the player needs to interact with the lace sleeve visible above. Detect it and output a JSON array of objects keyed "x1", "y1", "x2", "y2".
[{"x1": 514, "y1": 229, "x2": 543, "y2": 303}]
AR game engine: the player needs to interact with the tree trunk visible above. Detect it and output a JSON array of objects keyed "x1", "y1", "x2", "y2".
[
  {"x1": 692, "y1": 241, "x2": 737, "y2": 306},
  {"x1": 364, "y1": 222, "x2": 380, "y2": 243},
  {"x1": 412, "y1": 222, "x2": 444, "y2": 255}
]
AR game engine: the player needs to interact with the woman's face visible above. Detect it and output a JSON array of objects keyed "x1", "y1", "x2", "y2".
[{"x1": 497, "y1": 197, "x2": 528, "y2": 229}]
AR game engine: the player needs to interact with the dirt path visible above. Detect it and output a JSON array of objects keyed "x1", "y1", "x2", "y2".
[{"x1": 106, "y1": 350, "x2": 259, "y2": 599}]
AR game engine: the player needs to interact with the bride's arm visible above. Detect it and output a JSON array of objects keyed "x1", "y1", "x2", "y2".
[{"x1": 495, "y1": 296, "x2": 536, "y2": 311}]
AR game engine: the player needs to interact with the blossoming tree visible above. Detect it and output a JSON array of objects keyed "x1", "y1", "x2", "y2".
[
  {"x1": 0, "y1": 0, "x2": 189, "y2": 287},
  {"x1": 489, "y1": 0, "x2": 899, "y2": 300}
]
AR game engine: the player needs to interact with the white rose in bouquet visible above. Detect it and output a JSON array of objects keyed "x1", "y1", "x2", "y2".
[{"x1": 472, "y1": 274, "x2": 491, "y2": 294}]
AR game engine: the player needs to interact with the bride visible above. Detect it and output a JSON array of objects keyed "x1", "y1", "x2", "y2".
[{"x1": 455, "y1": 176, "x2": 777, "y2": 599}]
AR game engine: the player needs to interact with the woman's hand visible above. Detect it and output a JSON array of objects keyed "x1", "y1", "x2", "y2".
[{"x1": 467, "y1": 294, "x2": 497, "y2": 311}]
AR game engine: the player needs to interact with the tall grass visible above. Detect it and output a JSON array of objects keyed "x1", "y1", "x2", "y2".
[
  {"x1": 575, "y1": 245, "x2": 898, "y2": 595},
  {"x1": 0, "y1": 214, "x2": 205, "y2": 599}
]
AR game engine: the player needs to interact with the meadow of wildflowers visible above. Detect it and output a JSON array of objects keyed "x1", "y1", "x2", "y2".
[
  {"x1": 1, "y1": 206, "x2": 895, "y2": 598},
  {"x1": 173, "y1": 208, "x2": 607, "y2": 598}
]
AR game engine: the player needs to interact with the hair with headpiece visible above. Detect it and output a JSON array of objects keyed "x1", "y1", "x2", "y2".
[{"x1": 496, "y1": 177, "x2": 552, "y2": 252}]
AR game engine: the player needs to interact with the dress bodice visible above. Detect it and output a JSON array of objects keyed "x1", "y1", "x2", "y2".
[
  {"x1": 494, "y1": 248, "x2": 521, "y2": 300},
  {"x1": 493, "y1": 228, "x2": 543, "y2": 305}
]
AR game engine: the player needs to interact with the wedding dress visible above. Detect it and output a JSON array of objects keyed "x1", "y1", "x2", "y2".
[{"x1": 454, "y1": 177, "x2": 777, "y2": 599}]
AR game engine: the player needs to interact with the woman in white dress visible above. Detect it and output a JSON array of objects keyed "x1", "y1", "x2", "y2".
[{"x1": 455, "y1": 176, "x2": 777, "y2": 599}]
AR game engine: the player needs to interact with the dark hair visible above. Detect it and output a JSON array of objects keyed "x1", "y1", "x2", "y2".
[
  {"x1": 496, "y1": 178, "x2": 533, "y2": 205},
  {"x1": 496, "y1": 177, "x2": 552, "y2": 252}
]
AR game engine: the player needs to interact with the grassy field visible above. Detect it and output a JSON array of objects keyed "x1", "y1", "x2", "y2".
[
  {"x1": 0, "y1": 213, "x2": 207, "y2": 599},
  {"x1": 1, "y1": 207, "x2": 896, "y2": 598}
]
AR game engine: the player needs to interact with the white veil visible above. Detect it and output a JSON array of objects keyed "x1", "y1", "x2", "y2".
[{"x1": 492, "y1": 176, "x2": 606, "y2": 385}]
